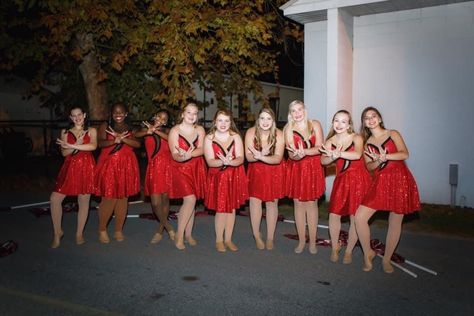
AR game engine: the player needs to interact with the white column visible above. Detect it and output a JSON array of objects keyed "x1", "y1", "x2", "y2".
[{"x1": 326, "y1": 8, "x2": 354, "y2": 131}]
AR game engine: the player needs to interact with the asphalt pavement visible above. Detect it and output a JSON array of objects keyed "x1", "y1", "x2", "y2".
[{"x1": 0, "y1": 194, "x2": 473, "y2": 316}]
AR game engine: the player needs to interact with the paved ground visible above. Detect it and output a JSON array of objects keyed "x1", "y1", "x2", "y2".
[{"x1": 0, "y1": 193, "x2": 473, "y2": 316}]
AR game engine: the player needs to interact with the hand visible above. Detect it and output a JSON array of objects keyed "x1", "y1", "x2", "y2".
[
  {"x1": 261, "y1": 145, "x2": 271, "y2": 156},
  {"x1": 364, "y1": 146, "x2": 380, "y2": 162},
  {"x1": 75, "y1": 131, "x2": 86, "y2": 145},
  {"x1": 319, "y1": 144, "x2": 332, "y2": 157},
  {"x1": 331, "y1": 143, "x2": 342, "y2": 160},
  {"x1": 248, "y1": 146, "x2": 262, "y2": 160},
  {"x1": 295, "y1": 141, "x2": 306, "y2": 158},
  {"x1": 377, "y1": 146, "x2": 387, "y2": 163},
  {"x1": 142, "y1": 121, "x2": 156, "y2": 135},
  {"x1": 56, "y1": 138, "x2": 71, "y2": 149}
]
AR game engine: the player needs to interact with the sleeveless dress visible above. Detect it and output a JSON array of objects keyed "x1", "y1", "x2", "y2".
[
  {"x1": 361, "y1": 137, "x2": 421, "y2": 214},
  {"x1": 95, "y1": 130, "x2": 140, "y2": 198},
  {"x1": 144, "y1": 133, "x2": 171, "y2": 196},
  {"x1": 247, "y1": 141, "x2": 286, "y2": 202},
  {"x1": 54, "y1": 130, "x2": 95, "y2": 195},
  {"x1": 168, "y1": 134, "x2": 207, "y2": 199},
  {"x1": 205, "y1": 139, "x2": 249, "y2": 213},
  {"x1": 286, "y1": 131, "x2": 325, "y2": 201},
  {"x1": 329, "y1": 143, "x2": 372, "y2": 216}
]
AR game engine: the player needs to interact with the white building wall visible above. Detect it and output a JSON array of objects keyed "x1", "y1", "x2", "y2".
[
  {"x1": 352, "y1": 2, "x2": 474, "y2": 207},
  {"x1": 304, "y1": 21, "x2": 328, "y2": 124}
]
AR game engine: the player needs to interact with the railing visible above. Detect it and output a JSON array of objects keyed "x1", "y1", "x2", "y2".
[{"x1": 0, "y1": 119, "x2": 288, "y2": 158}]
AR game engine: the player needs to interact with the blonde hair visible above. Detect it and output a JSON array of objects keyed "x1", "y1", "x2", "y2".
[
  {"x1": 176, "y1": 102, "x2": 199, "y2": 125},
  {"x1": 285, "y1": 100, "x2": 313, "y2": 145},
  {"x1": 207, "y1": 108, "x2": 240, "y2": 138},
  {"x1": 254, "y1": 107, "x2": 277, "y2": 155},
  {"x1": 326, "y1": 110, "x2": 354, "y2": 141}
]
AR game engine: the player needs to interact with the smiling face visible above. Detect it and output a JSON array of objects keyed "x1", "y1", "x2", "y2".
[
  {"x1": 112, "y1": 104, "x2": 127, "y2": 124},
  {"x1": 69, "y1": 108, "x2": 86, "y2": 127},
  {"x1": 332, "y1": 112, "x2": 351, "y2": 134},
  {"x1": 363, "y1": 109, "x2": 382, "y2": 129},
  {"x1": 258, "y1": 111, "x2": 274, "y2": 131},
  {"x1": 182, "y1": 104, "x2": 198, "y2": 125},
  {"x1": 215, "y1": 113, "x2": 231, "y2": 133},
  {"x1": 289, "y1": 102, "x2": 306, "y2": 123},
  {"x1": 154, "y1": 111, "x2": 169, "y2": 127}
]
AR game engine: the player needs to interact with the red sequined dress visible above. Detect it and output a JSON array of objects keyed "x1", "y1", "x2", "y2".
[
  {"x1": 329, "y1": 143, "x2": 372, "y2": 216},
  {"x1": 54, "y1": 130, "x2": 95, "y2": 195},
  {"x1": 205, "y1": 140, "x2": 249, "y2": 213},
  {"x1": 286, "y1": 131, "x2": 325, "y2": 201},
  {"x1": 144, "y1": 133, "x2": 171, "y2": 196},
  {"x1": 247, "y1": 141, "x2": 286, "y2": 202},
  {"x1": 95, "y1": 130, "x2": 140, "y2": 198},
  {"x1": 168, "y1": 134, "x2": 207, "y2": 199},
  {"x1": 361, "y1": 137, "x2": 421, "y2": 214}
]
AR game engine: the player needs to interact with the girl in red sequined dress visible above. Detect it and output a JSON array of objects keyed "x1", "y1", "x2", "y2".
[
  {"x1": 50, "y1": 106, "x2": 97, "y2": 248},
  {"x1": 320, "y1": 110, "x2": 371, "y2": 264},
  {"x1": 135, "y1": 109, "x2": 175, "y2": 244},
  {"x1": 284, "y1": 100, "x2": 325, "y2": 254},
  {"x1": 355, "y1": 107, "x2": 421, "y2": 273},
  {"x1": 204, "y1": 109, "x2": 248, "y2": 252},
  {"x1": 245, "y1": 107, "x2": 285, "y2": 250},
  {"x1": 95, "y1": 103, "x2": 141, "y2": 243},
  {"x1": 168, "y1": 103, "x2": 207, "y2": 250}
]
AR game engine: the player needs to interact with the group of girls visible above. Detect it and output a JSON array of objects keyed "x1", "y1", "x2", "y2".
[{"x1": 50, "y1": 100, "x2": 420, "y2": 274}]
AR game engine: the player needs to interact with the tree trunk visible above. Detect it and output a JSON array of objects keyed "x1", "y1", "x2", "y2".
[{"x1": 76, "y1": 33, "x2": 108, "y2": 121}]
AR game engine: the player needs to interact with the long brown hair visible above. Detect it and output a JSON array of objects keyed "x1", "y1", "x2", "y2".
[
  {"x1": 326, "y1": 110, "x2": 354, "y2": 141},
  {"x1": 360, "y1": 106, "x2": 385, "y2": 141},
  {"x1": 254, "y1": 107, "x2": 277, "y2": 155},
  {"x1": 207, "y1": 108, "x2": 240, "y2": 138}
]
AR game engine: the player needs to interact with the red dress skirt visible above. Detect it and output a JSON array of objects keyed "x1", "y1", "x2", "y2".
[
  {"x1": 95, "y1": 132, "x2": 140, "y2": 198},
  {"x1": 286, "y1": 131, "x2": 325, "y2": 201},
  {"x1": 205, "y1": 140, "x2": 248, "y2": 213},
  {"x1": 361, "y1": 137, "x2": 421, "y2": 214},
  {"x1": 168, "y1": 134, "x2": 207, "y2": 199},
  {"x1": 247, "y1": 160, "x2": 286, "y2": 202},
  {"x1": 144, "y1": 134, "x2": 171, "y2": 196},
  {"x1": 54, "y1": 131, "x2": 95, "y2": 195},
  {"x1": 329, "y1": 143, "x2": 372, "y2": 216}
]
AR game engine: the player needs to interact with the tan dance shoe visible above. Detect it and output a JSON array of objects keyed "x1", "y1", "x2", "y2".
[
  {"x1": 150, "y1": 232, "x2": 163, "y2": 244},
  {"x1": 175, "y1": 237, "x2": 185, "y2": 250},
  {"x1": 168, "y1": 230, "x2": 176, "y2": 241},
  {"x1": 99, "y1": 231, "x2": 110, "y2": 244},
  {"x1": 216, "y1": 241, "x2": 226, "y2": 252},
  {"x1": 186, "y1": 236, "x2": 197, "y2": 246},
  {"x1": 255, "y1": 236, "x2": 265, "y2": 250},
  {"x1": 342, "y1": 252, "x2": 352, "y2": 264},
  {"x1": 75, "y1": 234, "x2": 85, "y2": 245},
  {"x1": 51, "y1": 230, "x2": 64, "y2": 249},
  {"x1": 309, "y1": 243, "x2": 318, "y2": 255},
  {"x1": 265, "y1": 239, "x2": 274, "y2": 250},
  {"x1": 382, "y1": 260, "x2": 394, "y2": 274},
  {"x1": 225, "y1": 241, "x2": 238, "y2": 252},
  {"x1": 363, "y1": 250, "x2": 376, "y2": 272},
  {"x1": 113, "y1": 231, "x2": 125, "y2": 242}
]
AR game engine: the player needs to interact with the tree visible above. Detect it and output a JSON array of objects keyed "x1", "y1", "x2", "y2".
[{"x1": 0, "y1": 0, "x2": 302, "y2": 120}]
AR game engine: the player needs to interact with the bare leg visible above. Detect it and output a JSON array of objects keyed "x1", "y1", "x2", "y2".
[
  {"x1": 250, "y1": 197, "x2": 264, "y2": 249},
  {"x1": 114, "y1": 198, "x2": 128, "y2": 233},
  {"x1": 215, "y1": 212, "x2": 226, "y2": 252},
  {"x1": 76, "y1": 194, "x2": 91, "y2": 244},
  {"x1": 294, "y1": 199, "x2": 306, "y2": 253},
  {"x1": 98, "y1": 198, "x2": 116, "y2": 231},
  {"x1": 355, "y1": 205, "x2": 377, "y2": 271},
  {"x1": 329, "y1": 213, "x2": 341, "y2": 261},
  {"x1": 306, "y1": 200, "x2": 318, "y2": 254},
  {"x1": 224, "y1": 211, "x2": 238, "y2": 251},
  {"x1": 50, "y1": 191, "x2": 66, "y2": 248},
  {"x1": 265, "y1": 199, "x2": 279, "y2": 249},
  {"x1": 160, "y1": 194, "x2": 173, "y2": 234},
  {"x1": 175, "y1": 195, "x2": 196, "y2": 249},
  {"x1": 382, "y1": 212, "x2": 404, "y2": 273},
  {"x1": 98, "y1": 198, "x2": 117, "y2": 243},
  {"x1": 343, "y1": 215, "x2": 358, "y2": 264},
  {"x1": 215, "y1": 213, "x2": 225, "y2": 242}
]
